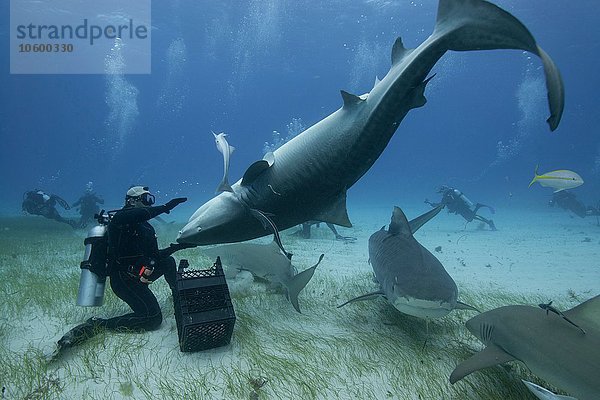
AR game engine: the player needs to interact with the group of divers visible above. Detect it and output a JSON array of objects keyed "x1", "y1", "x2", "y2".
[{"x1": 23, "y1": 183, "x2": 600, "y2": 235}]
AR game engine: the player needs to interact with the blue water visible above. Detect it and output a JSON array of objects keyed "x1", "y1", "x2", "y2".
[{"x1": 1, "y1": 0, "x2": 599, "y2": 221}]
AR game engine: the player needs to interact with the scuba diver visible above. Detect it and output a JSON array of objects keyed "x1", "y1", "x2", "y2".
[
  {"x1": 549, "y1": 190, "x2": 600, "y2": 218},
  {"x1": 425, "y1": 185, "x2": 497, "y2": 231},
  {"x1": 22, "y1": 189, "x2": 77, "y2": 228},
  {"x1": 56, "y1": 186, "x2": 193, "y2": 352},
  {"x1": 72, "y1": 181, "x2": 104, "y2": 228},
  {"x1": 294, "y1": 221, "x2": 357, "y2": 243}
]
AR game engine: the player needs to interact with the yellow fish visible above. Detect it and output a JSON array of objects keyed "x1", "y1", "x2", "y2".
[{"x1": 528, "y1": 165, "x2": 583, "y2": 192}]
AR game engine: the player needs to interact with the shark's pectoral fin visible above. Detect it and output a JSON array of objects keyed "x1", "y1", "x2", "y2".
[
  {"x1": 450, "y1": 344, "x2": 516, "y2": 384},
  {"x1": 241, "y1": 159, "x2": 272, "y2": 186},
  {"x1": 314, "y1": 191, "x2": 352, "y2": 228},
  {"x1": 455, "y1": 301, "x2": 480, "y2": 313},
  {"x1": 287, "y1": 254, "x2": 324, "y2": 313},
  {"x1": 337, "y1": 291, "x2": 385, "y2": 308}
]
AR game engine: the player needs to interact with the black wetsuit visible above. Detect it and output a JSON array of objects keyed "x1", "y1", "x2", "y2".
[
  {"x1": 99, "y1": 204, "x2": 177, "y2": 332},
  {"x1": 73, "y1": 192, "x2": 104, "y2": 228},
  {"x1": 426, "y1": 187, "x2": 497, "y2": 231},
  {"x1": 550, "y1": 190, "x2": 600, "y2": 218},
  {"x1": 55, "y1": 197, "x2": 190, "y2": 353},
  {"x1": 22, "y1": 190, "x2": 75, "y2": 228}
]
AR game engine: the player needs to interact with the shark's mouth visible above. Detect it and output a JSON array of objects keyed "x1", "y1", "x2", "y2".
[{"x1": 392, "y1": 296, "x2": 453, "y2": 319}]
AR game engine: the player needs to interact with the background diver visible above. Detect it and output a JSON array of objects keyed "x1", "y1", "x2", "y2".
[
  {"x1": 22, "y1": 189, "x2": 77, "y2": 228},
  {"x1": 55, "y1": 186, "x2": 192, "y2": 353},
  {"x1": 72, "y1": 181, "x2": 105, "y2": 228},
  {"x1": 425, "y1": 185, "x2": 497, "y2": 231},
  {"x1": 549, "y1": 190, "x2": 600, "y2": 219}
]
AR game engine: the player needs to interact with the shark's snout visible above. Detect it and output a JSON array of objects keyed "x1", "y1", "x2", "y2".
[{"x1": 176, "y1": 192, "x2": 261, "y2": 245}]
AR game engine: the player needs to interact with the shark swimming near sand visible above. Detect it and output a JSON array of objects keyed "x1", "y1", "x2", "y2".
[
  {"x1": 338, "y1": 205, "x2": 477, "y2": 319},
  {"x1": 450, "y1": 295, "x2": 600, "y2": 400},
  {"x1": 203, "y1": 239, "x2": 324, "y2": 313},
  {"x1": 177, "y1": 0, "x2": 564, "y2": 246}
]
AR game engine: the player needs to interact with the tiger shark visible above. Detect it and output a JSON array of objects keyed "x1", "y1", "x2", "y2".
[
  {"x1": 177, "y1": 0, "x2": 564, "y2": 246},
  {"x1": 338, "y1": 205, "x2": 477, "y2": 319},
  {"x1": 450, "y1": 295, "x2": 600, "y2": 400}
]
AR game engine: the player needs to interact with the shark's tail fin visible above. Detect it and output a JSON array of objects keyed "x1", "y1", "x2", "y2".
[
  {"x1": 287, "y1": 254, "x2": 324, "y2": 313},
  {"x1": 433, "y1": 0, "x2": 564, "y2": 131},
  {"x1": 528, "y1": 164, "x2": 540, "y2": 188},
  {"x1": 216, "y1": 179, "x2": 233, "y2": 194}
]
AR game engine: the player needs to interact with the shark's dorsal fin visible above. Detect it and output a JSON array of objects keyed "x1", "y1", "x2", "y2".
[
  {"x1": 408, "y1": 204, "x2": 444, "y2": 234},
  {"x1": 314, "y1": 191, "x2": 352, "y2": 227},
  {"x1": 241, "y1": 160, "x2": 271, "y2": 186},
  {"x1": 391, "y1": 37, "x2": 412, "y2": 66},
  {"x1": 373, "y1": 76, "x2": 381, "y2": 89},
  {"x1": 388, "y1": 206, "x2": 412, "y2": 236},
  {"x1": 340, "y1": 90, "x2": 365, "y2": 109},
  {"x1": 337, "y1": 291, "x2": 385, "y2": 308},
  {"x1": 564, "y1": 294, "x2": 600, "y2": 332},
  {"x1": 449, "y1": 344, "x2": 516, "y2": 384}
]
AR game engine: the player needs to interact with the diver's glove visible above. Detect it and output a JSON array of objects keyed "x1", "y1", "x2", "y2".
[{"x1": 164, "y1": 197, "x2": 187, "y2": 213}]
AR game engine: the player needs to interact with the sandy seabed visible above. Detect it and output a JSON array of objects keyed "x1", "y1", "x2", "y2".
[{"x1": 0, "y1": 204, "x2": 597, "y2": 399}]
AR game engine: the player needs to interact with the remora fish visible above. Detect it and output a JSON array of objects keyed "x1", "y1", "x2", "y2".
[
  {"x1": 213, "y1": 131, "x2": 235, "y2": 193},
  {"x1": 450, "y1": 295, "x2": 600, "y2": 400},
  {"x1": 178, "y1": 0, "x2": 564, "y2": 245},
  {"x1": 203, "y1": 240, "x2": 324, "y2": 313},
  {"x1": 528, "y1": 165, "x2": 583, "y2": 192},
  {"x1": 339, "y1": 205, "x2": 477, "y2": 319}
]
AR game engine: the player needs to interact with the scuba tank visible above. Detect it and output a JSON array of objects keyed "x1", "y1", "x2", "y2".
[
  {"x1": 453, "y1": 189, "x2": 475, "y2": 210},
  {"x1": 76, "y1": 215, "x2": 110, "y2": 306}
]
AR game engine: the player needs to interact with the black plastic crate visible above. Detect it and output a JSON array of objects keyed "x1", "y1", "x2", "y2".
[{"x1": 174, "y1": 257, "x2": 236, "y2": 352}]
